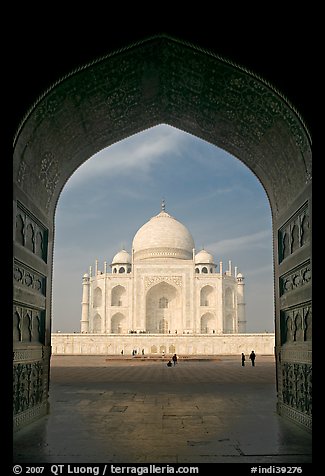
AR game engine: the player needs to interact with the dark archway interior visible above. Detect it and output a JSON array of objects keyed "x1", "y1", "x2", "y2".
[
  {"x1": 12, "y1": 26, "x2": 312, "y2": 139},
  {"x1": 13, "y1": 34, "x2": 312, "y2": 434}
]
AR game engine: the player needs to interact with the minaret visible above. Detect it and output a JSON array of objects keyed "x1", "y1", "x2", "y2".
[
  {"x1": 80, "y1": 273, "x2": 90, "y2": 333},
  {"x1": 236, "y1": 272, "x2": 246, "y2": 333}
]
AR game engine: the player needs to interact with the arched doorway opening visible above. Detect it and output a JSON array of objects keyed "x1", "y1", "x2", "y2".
[
  {"x1": 13, "y1": 35, "x2": 311, "y2": 432},
  {"x1": 146, "y1": 282, "x2": 179, "y2": 334}
]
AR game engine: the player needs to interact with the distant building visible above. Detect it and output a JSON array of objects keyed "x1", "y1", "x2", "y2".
[{"x1": 80, "y1": 202, "x2": 246, "y2": 337}]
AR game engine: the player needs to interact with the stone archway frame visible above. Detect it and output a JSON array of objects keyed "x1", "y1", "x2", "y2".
[
  {"x1": 200, "y1": 312, "x2": 217, "y2": 334},
  {"x1": 145, "y1": 281, "x2": 179, "y2": 333},
  {"x1": 13, "y1": 34, "x2": 312, "y2": 431}
]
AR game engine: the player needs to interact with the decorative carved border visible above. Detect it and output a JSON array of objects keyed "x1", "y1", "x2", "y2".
[
  {"x1": 13, "y1": 360, "x2": 48, "y2": 416},
  {"x1": 280, "y1": 301, "x2": 312, "y2": 345},
  {"x1": 279, "y1": 260, "x2": 311, "y2": 296},
  {"x1": 39, "y1": 151, "x2": 60, "y2": 209},
  {"x1": 13, "y1": 304, "x2": 46, "y2": 345},
  {"x1": 17, "y1": 152, "x2": 60, "y2": 211},
  {"x1": 15, "y1": 201, "x2": 48, "y2": 262},
  {"x1": 278, "y1": 402, "x2": 312, "y2": 431},
  {"x1": 13, "y1": 401, "x2": 48, "y2": 432},
  {"x1": 13, "y1": 347, "x2": 44, "y2": 363},
  {"x1": 13, "y1": 259, "x2": 46, "y2": 295},
  {"x1": 278, "y1": 202, "x2": 310, "y2": 263},
  {"x1": 279, "y1": 362, "x2": 312, "y2": 418},
  {"x1": 135, "y1": 247, "x2": 192, "y2": 261},
  {"x1": 281, "y1": 347, "x2": 312, "y2": 364},
  {"x1": 144, "y1": 275, "x2": 183, "y2": 290}
]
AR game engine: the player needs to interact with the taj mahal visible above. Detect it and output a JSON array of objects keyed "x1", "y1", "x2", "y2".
[
  {"x1": 52, "y1": 202, "x2": 275, "y2": 356},
  {"x1": 81, "y1": 201, "x2": 246, "y2": 336}
]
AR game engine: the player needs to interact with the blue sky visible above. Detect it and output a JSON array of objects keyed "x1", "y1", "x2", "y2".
[{"x1": 52, "y1": 124, "x2": 274, "y2": 333}]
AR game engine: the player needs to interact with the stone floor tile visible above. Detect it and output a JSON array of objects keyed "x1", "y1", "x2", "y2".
[{"x1": 13, "y1": 356, "x2": 312, "y2": 464}]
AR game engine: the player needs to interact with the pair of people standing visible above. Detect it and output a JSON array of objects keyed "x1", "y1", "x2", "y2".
[
  {"x1": 241, "y1": 351, "x2": 256, "y2": 366},
  {"x1": 167, "y1": 354, "x2": 178, "y2": 367}
]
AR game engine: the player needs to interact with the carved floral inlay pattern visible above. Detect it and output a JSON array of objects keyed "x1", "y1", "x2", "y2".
[
  {"x1": 280, "y1": 260, "x2": 311, "y2": 296},
  {"x1": 280, "y1": 302, "x2": 312, "y2": 344},
  {"x1": 281, "y1": 362, "x2": 312, "y2": 416},
  {"x1": 144, "y1": 276, "x2": 182, "y2": 290},
  {"x1": 278, "y1": 202, "x2": 310, "y2": 263},
  {"x1": 13, "y1": 361, "x2": 45, "y2": 415},
  {"x1": 14, "y1": 260, "x2": 46, "y2": 295},
  {"x1": 15, "y1": 38, "x2": 311, "y2": 216},
  {"x1": 15, "y1": 202, "x2": 48, "y2": 262},
  {"x1": 13, "y1": 305, "x2": 45, "y2": 345}
]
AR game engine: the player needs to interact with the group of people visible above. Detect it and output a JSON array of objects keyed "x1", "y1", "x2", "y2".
[
  {"x1": 241, "y1": 350, "x2": 256, "y2": 366},
  {"x1": 167, "y1": 354, "x2": 178, "y2": 367},
  {"x1": 167, "y1": 352, "x2": 255, "y2": 366}
]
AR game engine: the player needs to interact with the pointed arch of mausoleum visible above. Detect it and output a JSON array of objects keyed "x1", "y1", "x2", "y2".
[
  {"x1": 224, "y1": 312, "x2": 235, "y2": 334},
  {"x1": 225, "y1": 287, "x2": 235, "y2": 308},
  {"x1": 146, "y1": 281, "x2": 179, "y2": 333},
  {"x1": 200, "y1": 285, "x2": 215, "y2": 307},
  {"x1": 13, "y1": 35, "x2": 312, "y2": 431},
  {"x1": 92, "y1": 313, "x2": 102, "y2": 333},
  {"x1": 200, "y1": 312, "x2": 217, "y2": 334},
  {"x1": 111, "y1": 312, "x2": 126, "y2": 334},
  {"x1": 111, "y1": 285, "x2": 127, "y2": 307},
  {"x1": 93, "y1": 287, "x2": 102, "y2": 308}
]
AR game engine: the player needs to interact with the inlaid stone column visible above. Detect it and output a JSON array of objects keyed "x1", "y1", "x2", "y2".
[{"x1": 274, "y1": 186, "x2": 312, "y2": 429}]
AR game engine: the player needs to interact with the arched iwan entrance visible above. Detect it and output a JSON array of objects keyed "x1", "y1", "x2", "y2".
[{"x1": 13, "y1": 35, "x2": 312, "y2": 431}]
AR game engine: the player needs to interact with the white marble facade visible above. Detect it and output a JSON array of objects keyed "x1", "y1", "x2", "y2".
[
  {"x1": 80, "y1": 203, "x2": 247, "y2": 341},
  {"x1": 52, "y1": 333, "x2": 275, "y2": 356}
]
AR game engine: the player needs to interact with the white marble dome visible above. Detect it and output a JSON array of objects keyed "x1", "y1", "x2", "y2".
[
  {"x1": 111, "y1": 249, "x2": 131, "y2": 265},
  {"x1": 195, "y1": 249, "x2": 215, "y2": 264},
  {"x1": 132, "y1": 210, "x2": 195, "y2": 260}
]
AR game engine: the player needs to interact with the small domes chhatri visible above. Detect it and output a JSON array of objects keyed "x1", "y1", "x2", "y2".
[
  {"x1": 132, "y1": 206, "x2": 195, "y2": 261},
  {"x1": 111, "y1": 249, "x2": 131, "y2": 265},
  {"x1": 195, "y1": 249, "x2": 215, "y2": 264},
  {"x1": 81, "y1": 200, "x2": 247, "y2": 339}
]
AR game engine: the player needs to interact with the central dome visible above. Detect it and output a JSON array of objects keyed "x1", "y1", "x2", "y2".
[{"x1": 132, "y1": 209, "x2": 195, "y2": 261}]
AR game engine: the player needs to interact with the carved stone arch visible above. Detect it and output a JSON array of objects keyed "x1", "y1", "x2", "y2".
[
  {"x1": 200, "y1": 285, "x2": 215, "y2": 307},
  {"x1": 25, "y1": 223, "x2": 35, "y2": 253},
  {"x1": 13, "y1": 35, "x2": 311, "y2": 431},
  {"x1": 169, "y1": 344, "x2": 176, "y2": 354},
  {"x1": 225, "y1": 287, "x2": 235, "y2": 308},
  {"x1": 146, "y1": 281, "x2": 179, "y2": 333},
  {"x1": 31, "y1": 313, "x2": 40, "y2": 342},
  {"x1": 200, "y1": 312, "x2": 216, "y2": 334},
  {"x1": 224, "y1": 312, "x2": 235, "y2": 334},
  {"x1": 111, "y1": 285, "x2": 126, "y2": 307},
  {"x1": 111, "y1": 312, "x2": 126, "y2": 334},
  {"x1": 93, "y1": 286, "x2": 102, "y2": 308},
  {"x1": 35, "y1": 230, "x2": 44, "y2": 258},
  {"x1": 15, "y1": 213, "x2": 25, "y2": 246},
  {"x1": 13, "y1": 310, "x2": 22, "y2": 342},
  {"x1": 22, "y1": 311, "x2": 32, "y2": 342},
  {"x1": 92, "y1": 313, "x2": 102, "y2": 333}
]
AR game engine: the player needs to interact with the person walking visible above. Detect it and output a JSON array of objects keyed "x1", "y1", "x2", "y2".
[
  {"x1": 241, "y1": 352, "x2": 245, "y2": 366},
  {"x1": 249, "y1": 350, "x2": 256, "y2": 366},
  {"x1": 172, "y1": 353, "x2": 178, "y2": 366}
]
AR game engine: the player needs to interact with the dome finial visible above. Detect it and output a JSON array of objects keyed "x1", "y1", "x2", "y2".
[{"x1": 161, "y1": 198, "x2": 166, "y2": 212}]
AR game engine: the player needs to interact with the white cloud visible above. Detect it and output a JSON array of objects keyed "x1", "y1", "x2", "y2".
[
  {"x1": 207, "y1": 229, "x2": 271, "y2": 255},
  {"x1": 246, "y1": 264, "x2": 274, "y2": 277},
  {"x1": 64, "y1": 125, "x2": 187, "y2": 188}
]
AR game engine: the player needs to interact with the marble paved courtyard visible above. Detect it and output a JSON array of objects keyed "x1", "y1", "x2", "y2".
[{"x1": 13, "y1": 355, "x2": 312, "y2": 464}]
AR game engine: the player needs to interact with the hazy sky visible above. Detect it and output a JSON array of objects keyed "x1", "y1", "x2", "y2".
[{"x1": 52, "y1": 124, "x2": 274, "y2": 333}]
